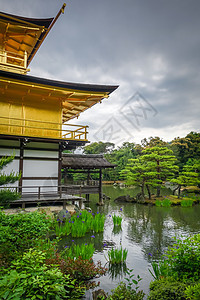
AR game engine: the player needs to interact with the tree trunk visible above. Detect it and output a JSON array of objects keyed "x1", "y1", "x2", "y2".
[
  {"x1": 146, "y1": 184, "x2": 151, "y2": 199},
  {"x1": 178, "y1": 185, "x2": 181, "y2": 198},
  {"x1": 156, "y1": 186, "x2": 161, "y2": 197}
]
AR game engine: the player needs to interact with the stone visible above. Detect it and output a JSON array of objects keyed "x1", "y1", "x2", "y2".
[{"x1": 92, "y1": 289, "x2": 107, "y2": 300}]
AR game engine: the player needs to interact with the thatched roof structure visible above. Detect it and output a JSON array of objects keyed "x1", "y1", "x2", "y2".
[{"x1": 62, "y1": 154, "x2": 116, "y2": 169}]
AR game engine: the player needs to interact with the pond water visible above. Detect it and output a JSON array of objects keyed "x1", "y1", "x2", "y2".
[{"x1": 60, "y1": 185, "x2": 200, "y2": 299}]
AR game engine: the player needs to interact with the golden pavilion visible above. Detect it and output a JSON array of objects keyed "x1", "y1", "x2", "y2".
[{"x1": 0, "y1": 4, "x2": 118, "y2": 200}]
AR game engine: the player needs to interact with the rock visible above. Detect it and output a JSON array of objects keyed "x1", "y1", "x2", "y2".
[
  {"x1": 114, "y1": 194, "x2": 135, "y2": 203},
  {"x1": 57, "y1": 209, "x2": 71, "y2": 222},
  {"x1": 103, "y1": 194, "x2": 111, "y2": 200},
  {"x1": 136, "y1": 193, "x2": 145, "y2": 203},
  {"x1": 92, "y1": 289, "x2": 107, "y2": 300}
]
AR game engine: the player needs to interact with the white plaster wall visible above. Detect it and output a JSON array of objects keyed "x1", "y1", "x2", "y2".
[
  {"x1": 24, "y1": 149, "x2": 59, "y2": 158},
  {"x1": 22, "y1": 180, "x2": 58, "y2": 193},
  {"x1": 23, "y1": 160, "x2": 58, "y2": 178}
]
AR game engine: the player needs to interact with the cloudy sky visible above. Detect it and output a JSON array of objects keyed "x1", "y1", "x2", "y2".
[{"x1": 1, "y1": 0, "x2": 200, "y2": 146}]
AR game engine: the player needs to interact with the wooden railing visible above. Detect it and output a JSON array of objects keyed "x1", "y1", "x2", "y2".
[
  {"x1": 0, "y1": 116, "x2": 88, "y2": 141},
  {"x1": 0, "y1": 50, "x2": 27, "y2": 73}
]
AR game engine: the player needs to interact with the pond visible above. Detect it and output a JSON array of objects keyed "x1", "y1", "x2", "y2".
[{"x1": 60, "y1": 185, "x2": 200, "y2": 299}]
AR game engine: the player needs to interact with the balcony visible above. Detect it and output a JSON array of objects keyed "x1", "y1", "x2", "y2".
[
  {"x1": 0, "y1": 50, "x2": 28, "y2": 74},
  {"x1": 0, "y1": 116, "x2": 88, "y2": 141}
]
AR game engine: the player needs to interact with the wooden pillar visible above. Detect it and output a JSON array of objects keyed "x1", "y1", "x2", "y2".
[
  {"x1": 98, "y1": 168, "x2": 103, "y2": 205},
  {"x1": 86, "y1": 169, "x2": 90, "y2": 201},
  {"x1": 58, "y1": 143, "x2": 62, "y2": 195},
  {"x1": 18, "y1": 140, "x2": 24, "y2": 194}
]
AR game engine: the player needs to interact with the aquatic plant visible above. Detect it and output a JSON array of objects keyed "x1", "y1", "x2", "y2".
[
  {"x1": 181, "y1": 199, "x2": 194, "y2": 207},
  {"x1": 61, "y1": 243, "x2": 95, "y2": 260},
  {"x1": 54, "y1": 210, "x2": 106, "y2": 238},
  {"x1": 155, "y1": 198, "x2": 171, "y2": 207},
  {"x1": 112, "y1": 214, "x2": 122, "y2": 227},
  {"x1": 107, "y1": 247, "x2": 128, "y2": 264}
]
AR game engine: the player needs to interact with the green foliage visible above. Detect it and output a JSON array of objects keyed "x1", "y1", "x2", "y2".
[
  {"x1": 125, "y1": 268, "x2": 143, "y2": 292},
  {"x1": 181, "y1": 198, "x2": 194, "y2": 207},
  {"x1": 171, "y1": 131, "x2": 200, "y2": 170},
  {"x1": 0, "y1": 211, "x2": 53, "y2": 262},
  {"x1": 155, "y1": 198, "x2": 171, "y2": 207},
  {"x1": 107, "y1": 282, "x2": 145, "y2": 300},
  {"x1": 148, "y1": 277, "x2": 188, "y2": 300},
  {"x1": 171, "y1": 163, "x2": 200, "y2": 198},
  {"x1": 56, "y1": 256, "x2": 107, "y2": 282},
  {"x1": 185, "y1": 282, "x2": 200, "y2": 300},
  {"x1": 165, "y1": 234, "x2": 200, "y2": 281},
  {"x1": 0, "y1": 189, "x2": 20, "y2": 207},
  {"x1": 122, "y1": 146, "x2": 178, "y2": 199},
  {"x1": 0, "y1": 155, "x2": 21, "y2": 207},
  {"x1": 84, "y1": 141, "x2": 115, "y2": 154},
  {"x1": 0, "y1": 248, "x2": 85, "y2": 300},
  {"x1": 112, "y1": 214, "x2": 122, "y2": 227},
  {"x1": 54, "y1": 210, "x2": 105, "y2": 238},
  {"x1": 104, "y1": 142, "x2": 138, "y2": 181},
  {"x1": 148, "y1": 260, "x2": 170, "y2": 280},
  {"x1": 107, "y1": 247, "x2": 128, "y2": 264},
  {"x1": 61, "y1": 243, "x2": 95, "y2": 260}
]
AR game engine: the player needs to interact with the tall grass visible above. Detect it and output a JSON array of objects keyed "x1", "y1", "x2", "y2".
[
  {"x1": 61, "y1": 243, "x2": 95, "y2": 260},
  {"x1": 107, "y1": 247, "x2": 128, "y2": 264}
]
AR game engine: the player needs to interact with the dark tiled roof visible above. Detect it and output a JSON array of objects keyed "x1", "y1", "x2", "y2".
[
  {"x1": 62, "y1": 154, "x2": 116, "y2": 169},
  {"x1": 0, "y1": 70, "x2": 118, "y2": 94}
]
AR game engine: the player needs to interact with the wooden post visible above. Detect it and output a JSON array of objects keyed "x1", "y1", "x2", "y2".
[
  {"x1": 98, "y1": 168, "x2": 103, "y2": 205},
  {"x1": 38, "y1": 186, "x2": 41, "y2": 199},
  {"x1": 58, "y1": 143, "x2": 62, "y2": 195},
  {"x1": 18, "y1": 140, "x2": 24, "y2": 194},
  {"x1": 86, "y1": 169, "x2": 90, "y2": 201}
]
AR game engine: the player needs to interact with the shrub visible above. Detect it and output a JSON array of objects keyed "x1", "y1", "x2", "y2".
[
  {"x1": 46, "y1": 255, "x2": 107, "y2": 289},
  {"x1": 165, "y1": 234, "x2": 200, "y2": 281},
  {"x1": 0, "y1": 249, "x2": 85, "y2": 299},
  {"x1": 0, "y1": 189, "x2": 20, "y2": 207},
  {"x1": 148, "y1": 277, "x2": 188, "y2": 300},
  {"x1": 107, "y1": 282, "x2": 145, "y2": 300},
  {"x1": 185, "y1": 282, "x2": 200, "y2": 300},
  {"x1": 181, "y1": 199, "x2": 194, "y2": 207},
  {"x1": 0, "y1": 211, "x2": 53, "y2": 262}
]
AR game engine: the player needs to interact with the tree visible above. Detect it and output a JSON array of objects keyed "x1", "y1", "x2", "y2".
[
  {"x1": 122, "y1": 147, "x2": 178, "y2": 199},
  {"x1": 141, "y1": 136, "x2": 168, "y2": 148},
  {"x1": 104, "y1": 142, "x2": 138, "y2": 181},
  {"x1": 142, "y1": 147, "x2": 178, "y2": 197},
  {"x1": 170, "y1": 163, "x2": 200, "y2": 198},
  {"x1": 121, "y1": 157, "x2": 151, "y2": 199},
  {"x1": 171, "y1": 132, "x2": 200, "y2": 170},
  {"x1": 83, "y1": 142, "x2": 115, "y2": 154},
  {"x1": 0, "y1": 155, "x2": 21, "y2": 207}
]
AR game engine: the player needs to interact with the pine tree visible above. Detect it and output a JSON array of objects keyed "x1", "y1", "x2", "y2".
[
  {"x1": 0, "y1": 155, "x2": 21, "y2": 207},
  {"x1": 142, "y1": 147, "x2": 178, "y2": 197},
  {"x1": 170, "y1": 164, "x2": 200, "y2": 198}
]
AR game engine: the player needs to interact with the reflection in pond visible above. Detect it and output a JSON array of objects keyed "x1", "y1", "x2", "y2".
[
  {"x1": 107, "y1": 262, "x2": 128, "y2": 280},
  {"x1": 63, "y1": 186, "x2": 200, "y2": 299}
]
